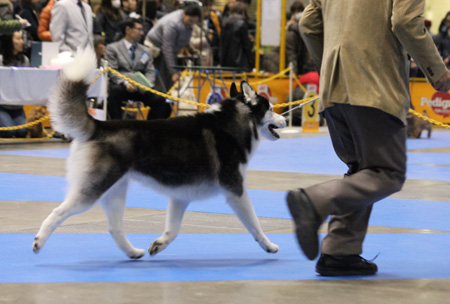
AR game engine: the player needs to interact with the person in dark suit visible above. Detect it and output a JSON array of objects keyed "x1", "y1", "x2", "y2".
[
  {"x1": 105, "y1": 18, "x2": 172, "y2": 120},
  {"x1": 286, "y1": 0, "x2": 450, "y2": 277}
]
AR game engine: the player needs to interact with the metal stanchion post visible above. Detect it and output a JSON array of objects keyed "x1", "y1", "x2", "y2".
[
  {"x1": 288, "y1": 62, "x2": 293, "y2": 128},
  {"x1": 103, "y1": 60, "x2": 109, "y2": 120},
  {"x1": 281, "y1": 62, "x2": 301, "y2": 134}
]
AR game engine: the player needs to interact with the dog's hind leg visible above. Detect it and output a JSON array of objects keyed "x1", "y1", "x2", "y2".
[
  {"x1": 32, "y1": 189, "x2": 99, "y2": 253},
  {"x1": 149, "y1": 198, "x2": 190, "y2": 256},
  {"x1": 100, "y1": 177, "x2": 145, "y2": 259},
  {"x1": 225, "y1": 190, "x2": 279, "y2": 253}
]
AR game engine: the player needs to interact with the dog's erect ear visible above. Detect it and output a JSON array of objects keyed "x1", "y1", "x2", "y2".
[
  {"x1": 241, "y1": 81, "x2": 257, "y2": 105},
  {"x1": 230, "y1": 82, "x2": 239, "y2": 98}
]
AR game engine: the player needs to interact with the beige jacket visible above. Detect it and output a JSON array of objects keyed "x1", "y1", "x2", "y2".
[{"x1": 299, "y1": 0, "x2": 447, "y2": 123}]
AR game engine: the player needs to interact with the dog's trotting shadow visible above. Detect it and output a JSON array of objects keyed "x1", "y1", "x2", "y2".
[
  {"x1": 36, "y1": 258, "x2": 280, "y2": 272},
  {"x1": 32, "y1": 47, "x2": 287, "y2": 260}
]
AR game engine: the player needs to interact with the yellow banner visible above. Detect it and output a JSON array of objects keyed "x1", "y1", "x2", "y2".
[{"x1": 410, "y1": 80, "x2": 450, "y2": 123}]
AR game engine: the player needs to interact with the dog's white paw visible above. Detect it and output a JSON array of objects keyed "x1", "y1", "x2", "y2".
[
  {"x1": 148, "y1": 240, "x2": 168, "y2": 256},
  {"x1": 127, "y1": 248, "x2": 145, "y2": 259},
  {"x1": 266, "y1": 243, "x2": 279, "y2": 253},
  {"x1": 261, "y1": 242, "x2": 279, "y2": 254},
  {"x1": 32, "y1": 237, "x2": 42, "y2": 253}
]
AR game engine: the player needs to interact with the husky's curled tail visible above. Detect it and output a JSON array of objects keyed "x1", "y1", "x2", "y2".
[{"x1": 48, "y1": 48, "x2": 97, "y2": 141}]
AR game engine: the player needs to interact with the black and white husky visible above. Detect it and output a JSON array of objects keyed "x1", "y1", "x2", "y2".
[{"x1": 32, "y1": 48, "x2": 286, "y2": 259}]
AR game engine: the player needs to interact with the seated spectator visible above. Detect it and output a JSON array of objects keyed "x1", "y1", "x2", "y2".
[
  {"x1": 145, "y1": 3, "x2": 201, "y2": 91},
  {"x1": 37, "y1": 0, "x2": 55, "y2": 41},
  {"x1": 94, "y1": 0, "x2": 127, "y2": 45},
  {"x1": 105, "y1": 18, "x2": 172, "y2": 120},
  {"x1": 262, "y1": 0, "x2": 315, "y2": 75},
  {"x1": 121, "y1": 0, "x2": 138, "y2": 18},
  {"x1": 94, "y1": 34, "x2": 106, "y2": 68},
  {"x1": 434, "y1": 12, "x2": 450, "y2": 68},
  {"x1": 220, "y1": 2, "x2": 253, "y2": 71},
  {"x1": 16, "y1": 0, "x2": 41, "y2": 56},
  {"x1": 0, "y1": 30, "x2": 30, "y2": 138}
]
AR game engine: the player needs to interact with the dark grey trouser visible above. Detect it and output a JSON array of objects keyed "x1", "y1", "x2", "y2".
[
  {"x1": 304, "y1": 104, "x2": 407, "y2": 255},
  {"x1": 154, "y1": 54, "x2": 173, "y2": 93}
]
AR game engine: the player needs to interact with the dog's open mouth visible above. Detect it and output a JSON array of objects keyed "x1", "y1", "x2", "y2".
[{"x1": 268, "y1": 124, "x2": 280, "y2": 139}]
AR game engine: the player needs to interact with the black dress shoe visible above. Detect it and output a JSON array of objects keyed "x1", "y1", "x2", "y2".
[
  {"x1": 316, "y1": 254, "x2": 378, "y2": 276},
  {"x1": 286, "y1": 189, "x2": 322, "y2": 260}
]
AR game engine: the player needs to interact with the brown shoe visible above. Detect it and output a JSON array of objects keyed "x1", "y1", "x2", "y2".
[{"x1": 286, "y1": 189, "x2": 322, "y2": 260}]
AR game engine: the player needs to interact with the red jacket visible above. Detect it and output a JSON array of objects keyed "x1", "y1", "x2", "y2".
[{"x1": 37, "y1": 0, "x2": 54, "y2": 41}]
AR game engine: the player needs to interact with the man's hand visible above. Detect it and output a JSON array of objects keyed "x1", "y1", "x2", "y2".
[
  {"x1": 433, "y1": 69, "x2": 450, "y2": 93},
  {"x1": 125, "y1": 82, "x2": 137, "y2": 92},
  {"x1": 171, "y1": 72, "x2": 179, "y2": 83},
  {"x1": 19, "y1": 19, "x2": 30, "y2": 28}
]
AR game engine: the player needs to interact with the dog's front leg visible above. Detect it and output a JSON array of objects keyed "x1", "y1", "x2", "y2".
[
  {"x1": 149, "y1": 198, "x2": 190, "y2": 256},
  {"x1": 33, "y1": 190, "x2": 98, "y2": 253},
  {"x1": 101, "y1": 178, "x2": 145, "y2": 259},
  {"x1": 225, "y1": 191, "x2": 279, "y2": 253}
]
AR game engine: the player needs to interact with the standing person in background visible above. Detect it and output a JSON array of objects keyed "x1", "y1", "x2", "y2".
[
  {"x1": 190, "y1": 0, "x2": 213, "y2": 66},
  {"x1": 0, "y1": 31, "x2": 30, "y2": 138},
  {"x1": 262, "y1": 0, "x2": 314, "y2": 75},
  {"x1": 286, "y1": 0, "x2": 450, "y2": 277},
  {"x1": 220, "y1": 2, "x2": 253, "y2": 71},
  {"x1": 434, "y1": 12, "x2": 450, "y2": 68},
  {"x1": 94, "y1": 0, "x2": 127, "y2": 44},
  {"x1": 145, "y1": 3, "x2": 201, "y2": 91},
  {"x1": 37, "y1": 0, "x2": 55, "y2": 41},
  {"x1": 50, "y1": 0, "x2": 93, "y2": 54},
  {"x1": 16, "y1": 0, "x2": 41, "y2": 43},
  {"x1": 0, "y1": 0, "x2": 30, "y2": 34}
]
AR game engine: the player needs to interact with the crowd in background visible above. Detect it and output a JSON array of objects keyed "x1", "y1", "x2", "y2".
[
  {"x1": 0, "y1": 0, "x2": 317, "y2": 75},
  {"x1": 1, "y1": 0, "x2": 450, "y2": 137}
]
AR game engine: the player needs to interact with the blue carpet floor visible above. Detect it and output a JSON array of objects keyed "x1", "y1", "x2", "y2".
[
  {"x1": 1, "y1": 172, "x2": 450, "y2": 231},
  {"x1": 1, "y1": 132, "x2": 450, "y2": 283},
  {"x1": 1, "y1": 233, "x2": 449, "y2": 283}
]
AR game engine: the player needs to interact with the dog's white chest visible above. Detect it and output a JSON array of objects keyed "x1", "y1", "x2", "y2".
[{"x1": 129, "y1": 172, "x2": 221, "y2": 202}]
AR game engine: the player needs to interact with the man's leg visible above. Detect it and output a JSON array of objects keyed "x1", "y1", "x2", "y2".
[
  {"x1": 142, "y1": 92, "x2": 172, "y2": 120},
  {"x1": 308, "y1": 105, "x2": 406, "y2": 257},
  {"x1": 305, "y1": 105, "x2": 407, "y2": 227},
  {"x1": 108, "y1": 84, "x2": 129, "y2": 119},
  {"x1": 154, "y1": 55, "x2": 172, "y2": 93},
  {"x1": 287, "y1": 104, "x2": 406, "y2": 270}
]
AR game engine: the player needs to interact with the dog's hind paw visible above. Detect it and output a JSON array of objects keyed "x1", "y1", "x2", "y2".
[
  {"x1": 148, "y1": 240, "x2": 168, "y2": 256},
  {"x1": 128, "y1": 248, "x2": 145, "y2": 259},
  {"x1": 32, "y1": 238, "x2": 41, "y2": 253},
  {"x1": 264, "y1": 243, "x2": 279, "y2": 254}
]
